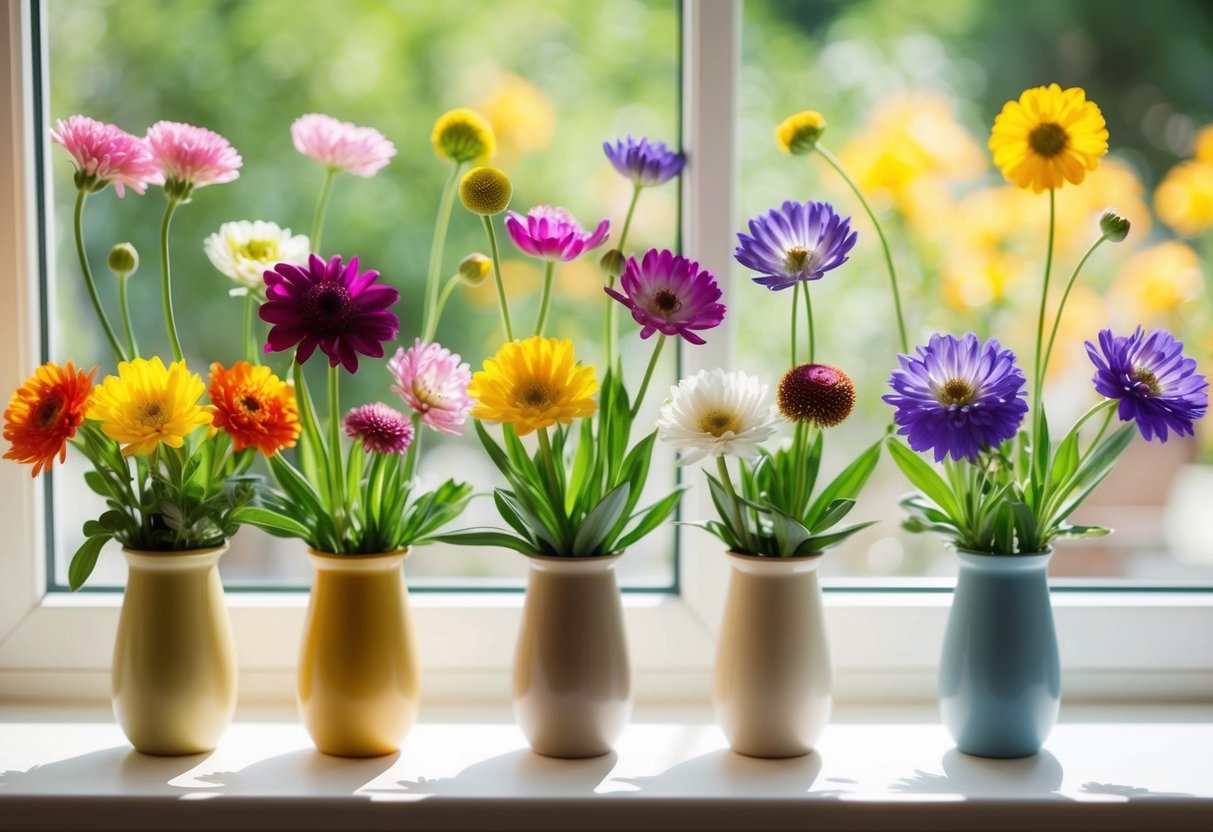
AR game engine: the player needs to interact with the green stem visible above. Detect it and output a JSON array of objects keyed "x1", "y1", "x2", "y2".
[
  {"x1": 802, "y1": 280, "x2": 815, "y2": 364},
  {"x1": 1041, "y1": 234, "x2": 1109, "y2": 381},
  {"x1": 1031, "y1": 190, "x2": 1057, "y2": 479},
  {"x1": 537, "y1": 427, "x2": 571, "y2": 545},
  {"x1": 431, "y1": 275, "x2": 462, "y2": 336},
  {"x1": 72, "y1": 190, "x2": 126, "y2": 363},
  {"x1": 310, "y1": 167, "x2": 337, "y2": 255},
  {"x1": 790, "y1": 279, "x2": 799, "y2": 367},
  {"x1": 605, "y1": 184, "x2": 643, "y2": 374},
  {"x1": 616, "y1": 184, "x2": 642, "y2": 259},
  {"x1": 116, "y1": 274, "x2": 138, "y2": 358},
  {"x1": 327, "y1": 364, "x2": 345, "y2": 545},
  {"x1": 717, "y1": 455, "x2": 753, "y2": 554},
  {"x1": 534, "y1": 261, "x2": 556, "y2": 337},
  {"x1": 815, "y1": 144, "x2": 908, "y2": 353},
  {"x1": 629, "y1": 335, "x2": 666, "y2": 421},
  {"x1": 421, "y1": 161, "x2": 463, "y2": 342},
  {"x1": 482, "y1": 215, "x2": 514, "y2": 341},
  {"x1": 158, "y1": 197, "x2": 184, "y2": 363},
  {"x1": 243, "y1": 293, "x2": 261, "y2": 365},
  {"x1": 292, "y1": 360, "x2": 327, "y2": 489},
  {"x1": 403, "y1": 413, "x2": 423, "y2": 482}
]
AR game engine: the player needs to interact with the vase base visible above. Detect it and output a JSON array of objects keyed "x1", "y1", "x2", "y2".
[
  {"x1": 129, "y1": 743, "x2": 216, "y2": 757},
  {"x1": 954, "y1": 744, "x2": 1044, "y2": 760},
  {"x1": 728, "y1": 745, "x2": 816, "y2": 760}
]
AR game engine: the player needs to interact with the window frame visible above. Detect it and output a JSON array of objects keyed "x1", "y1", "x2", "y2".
[{"x1": 1, "y1": 0, "x2": 1211, "y2": 707}]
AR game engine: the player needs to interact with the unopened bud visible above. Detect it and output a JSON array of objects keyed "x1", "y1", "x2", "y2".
[
  {"x1": 107, "y1": 242, "x2": 139, "y2": 276},
  {"x1": 1099, "y1": 210, "x2": 1130, "y2": 243},
  {"x1": 600, "y1": 248, "x2": 626, "y2": 278},
  {"x1": 457, "y1": 253, "x2": 491, "y2": 287}
]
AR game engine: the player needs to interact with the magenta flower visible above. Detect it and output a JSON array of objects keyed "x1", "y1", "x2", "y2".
[
  {"x1": 145, "y1": 121, "x2": 242, "y2": 194},
  {"x1": 291, "y1": 113, "x2": 396, "y2": 178},
  {"x1": 50, "y1": 115, "x2": 157, "y2": 197},
  {"x1": 388, "y1": 339, "x2": 473, "y2": 436},
  {"x1": 260, "y1": 253, "x2": 400, "y2": 373},
  {"x1": 504, "y1": 205, "x2": 610, "y2": 263},
  {"x1": 604, "y1": 248, "x2": 726, "y2": 345},
  {"x1": 344, "y1": 403, "x2": 415, "y2": 455}
]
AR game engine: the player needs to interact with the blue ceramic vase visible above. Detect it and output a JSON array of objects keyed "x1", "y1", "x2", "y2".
[{"x1": 939, "y1": 549, "x2": 1060, "y2": 758}]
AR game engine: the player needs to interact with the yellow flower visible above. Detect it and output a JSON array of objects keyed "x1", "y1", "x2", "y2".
[
  {"x1": 989, "y1": 84, "x2": 1108, "y2": 192},
  {"x1": 1155, "y1": 160, "x2": 1213, "y2": 238},
  {"x1": 1195, "y1": 124, "x2": 1213, "y2": 164},
  {"x1": 469, "y1": 337, "x2": 598, "y2": 436},
  {"x1": 88, "y1": 357, "x2": 212, "y2": 456},
  {"x1": 460, "y1": 166, "x2": 512, "y2": 215},
  {"x1": 776, "y1": 111, "x2": 826, "y2": 155},
  {"x1": 1111, "y1": 241, "x2": 1203, "y2": 322},
  {"x1": 432, "y1": 108, "x2": 496, "y2": 164}
]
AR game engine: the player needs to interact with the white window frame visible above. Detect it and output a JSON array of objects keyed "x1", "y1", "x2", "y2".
[{"x1": 1, "y1": 0, "x2": 1211, "y2": 706}]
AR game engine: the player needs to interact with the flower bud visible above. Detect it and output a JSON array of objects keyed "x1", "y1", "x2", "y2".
[
  {"x1": 107, "y1": 242, "x2": 139, "y2": 276},
  {"x1": 457, "y1": 253, "x2": 492, "y2": 287},
  {"x1": 778, "y1": 363, "x2": 855, "y2": 427},
  {"x1": 1099, "y1": 209, "x2": 1130, "y2": 243},
  {"x1": 432, "y1": 108, "x2": 496, "y2": 164},
  {"x1": 459, "y1": 166, "x2": 512, "y2": 215},
  {"x1": 599, "y1": 248, "x2": 626, "y2": 278},
  {"x1": 775, "y1": 111, "x2": 827, "y2": 155}
]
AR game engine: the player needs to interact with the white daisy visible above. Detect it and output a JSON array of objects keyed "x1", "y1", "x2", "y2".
[
  {"x1": 203, "y1": 220, "x2": 310, "y2": 295},
  {"x1": 656, "y1": 369, "x2": 780, "y2": 465}
]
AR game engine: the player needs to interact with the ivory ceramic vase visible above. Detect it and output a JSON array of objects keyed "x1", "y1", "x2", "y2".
[
  {"x1": 112, "y1": 544, "x2": 237, "y2": 756},
  {"x1": 298, "y1": 549, "x2": 420, "y2": 757},
  {"x1": 513, "y1": 553, "x2": 631, "y2": 758},
  {"x1": 939, "y1": 549, "x2": 1060, "y2": 758},
  {"x1": 714, "y1": 551, "x2": 832, "y2": 758}
]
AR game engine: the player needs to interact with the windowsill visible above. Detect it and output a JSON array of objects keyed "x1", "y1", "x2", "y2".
[{"x1": 1, "y1": 704, "x2": 1209, "y2": 831}]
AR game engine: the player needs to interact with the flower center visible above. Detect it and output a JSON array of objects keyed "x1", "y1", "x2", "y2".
[
  {"x1": 699, "y1": 409, "x2": 739, "y2": 437},
  {"x1": 242, "y1": 395, "x2": 262, "y2": 413},
  {"x1": 239, "y1": 238, "x2": 278, "y2": 262},
  {"x1": 785, "y1": 245, "x2": 815, "y2": 275},
  {"x1": 1133, "y1": 366, "x2": 1161, "y2": 395},
  {"x1": 519, "y1": 384, "x2": 555, "y2": 409},
  {"x1": 939, "y1": 378, "x2": 975, "y2": 406},
  {"x1": 303, "y1": 281, "x2": 355, "y2": 334},
  {"x1": 1028, "y1": 123, "x2": 1068, "y2": 158},
  {"x1": 35, "y1": 396, "x2": 63, "y2": 429},
  {"x1": 137, "y1": 401, "x2": 169, "y2": 430},
  {"x1": 414, "y1": 380, "x2": 443, "y2": 411},
  {"x1": 652, "y1": 289, "x2": 682, "y2": 315}
]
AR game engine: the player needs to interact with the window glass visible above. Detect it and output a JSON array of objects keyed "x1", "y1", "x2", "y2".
[{"x1": 45, "y1": 0, "x2": 681, "y2": 590}]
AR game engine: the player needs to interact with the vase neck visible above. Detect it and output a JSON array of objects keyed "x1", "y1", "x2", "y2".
[
  {"x1": 308, "y1": 549, "x2": 410, "y2": 573},
  {"x1": 955, "y1": 549, "x2": 1053, "y2": 574},
  {"x1": 525, "y1": 553, "x2": 623, "y2": 574},
  {"x1": 726, "y1": 551, "x2": 823, "y2": 576},
  {"x1": 122, "y1": 545, "x2": 228, "y2": 572}
]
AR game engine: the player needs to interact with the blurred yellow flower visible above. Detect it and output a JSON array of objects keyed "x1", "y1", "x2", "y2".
[
  {"x1": 1111, "y1": 241, "x2": 1204, "y2": 323},
  {"x1": 776, "y1": 110, "x2": 826, "y2": 155},
  {"x1": 989, "y1": 84, "x2": 1108, "y2": 192},
  {"x1": 1155, "y1": 160, "x2": 1213, "y2": 238},
  {"x1": 1051, "y1": 157, "x2": 1151, "y2": 254},
  {"x1": 477, "y1": 75, "x2": 555, "y2": 162},
  {"x1": 941, "y1": 248, "x2": 1027, "y2": 310},
  {"x1": 89, "y1": 357, "x2": 212, "y2": 457},
  {"x1": 469, "y1": 337, "x2": 598, "y2": 436},
  {"x1": 1194, "y1": 124, "x2": 1213, "y2": 164}
]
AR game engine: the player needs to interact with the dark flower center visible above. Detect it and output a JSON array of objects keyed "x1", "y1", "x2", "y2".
[
  {"x1": 242, "y1": 395, "x2": 262, "y2": 413},
  {"x1": 652, "y1": 289, "x2": 682, "y2": 314},
  {"x1": 699, "y1": 409, "x2": 739, "y2": 437},
  {"x1": 138, "y1": 402, "x2": 169, "y2": 430},
  {"x1": 35, "y1": 396, "x2": 63, "y2": 429},
  {"x1": 785, "y1": 245, "x2": 814, "y2": 274},
  {"x1": 1028, "y1": 123, "x2": 1068, "y2": 158},
  {"x1": 303, "y1": 281, "x2": 355, "y2": 334},
  {"x1": 519, "y1": 384, "x2": 554, "y2": 408},
  {"x1": 1133, "y1": 367, "x2": 1161, "y2": 395},
  {"x1": 939, "y1": 378, "x2": 975, "y2": 406}
]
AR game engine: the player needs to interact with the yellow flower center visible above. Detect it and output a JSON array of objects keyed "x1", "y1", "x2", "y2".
[
  {"x1": 785, "y1": 245, "x2": 814, "y2": 274},
  {"x1": 1134, "y1": 367, "x2": 1161, "y2": 395},
  {"x1": 699, "y1": 409, "x2": 739, "y2": 437},
  {"x1": 35, "y1": 395, "x2": 63, "y2": 429},
  {"x1": 939, "y1": 378, "x2": 975, "y2": 406},
  {"x1": 239, "y1": 238, "x2": 279, "y2": 262},
  {"x1": 137, "y1": 401, "x2": 170, "y2": 430},
  {"x1": 652, "y1": 289, "x2": 682, "y2": 315},
  {"x1": 519, "y1": 383, "x2": 555, "y2": 409},
  {"x1": 1028, "y1": 123, "x2": 1068, "y2": 158}
]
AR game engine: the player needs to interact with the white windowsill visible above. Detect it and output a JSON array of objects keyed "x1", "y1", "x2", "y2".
[{"x1": 1, "y1": 704, "x2": 1210, "y2": 832}]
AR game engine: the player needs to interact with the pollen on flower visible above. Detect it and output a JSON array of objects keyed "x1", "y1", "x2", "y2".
[
  {"x1": 1133, "y1": 367, "x2": 1161, "y2": 395},
  {"x1": 1027, "y1": 123, "x2": 1068, "y2": 157},
  {"x1": 698, "y1": 409, "x2": 739, "y2": 437},
  {"x1": 519, "y1": 384, "x2": 554, "y2": 408},
  {"x1": 460, "y1": 166, "x2": 513, "y2": 215},
  {"x1": 939, "y1": 378, "x2": 976, "y2": 406},
  {"x1": 778, "y1": 363, "x2": 856, "y2": 427}
]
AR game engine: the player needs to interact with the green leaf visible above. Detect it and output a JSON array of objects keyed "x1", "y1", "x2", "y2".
[
  {"x1": 1052, "y1": 424, "x2": 1136, "y2": 524},
  {"x1": 805, "y1": 439, "x2": 881, "y2": 527},
  {"x1": 616, "y1": 488, "x2": 684, "y2": 551},
  {"x1": 768, "y1": 505, "x2": 812, "y2": 556},
  {"x1": 886, "y1": 438, "x2": 961, "y2": 520},
  {"x1": 809, "y1": 498, "x2": 856, "y2": 534},
  {"x1": 69, "y1": 534, "x2": 111, "y2": 591},
  {"x1": 1054, "y1": 523, "x2": 1112, "y2": 539},
  {"x1": 230, "y1": 506, "x2": 313, "y2": 540},
  {"x1": 1049, "y1": 429, "x2": 1080, "y2": 490},
  {"x1": 431, "y1": 529, "x2": 535, "y2": 553},
  {"x1": 267, "y1": 454, "x2": 326, "y2": 521},
  {"x1": 1010, "y1": 501, "x2": 1038, "y2": 553},
  {"x1": 573, "y1": 482, "x2": 631, "y2": 556},
  {"x1": 800, "y1": 520, "x2": 877, "y2": 554},
  {"x1": 83, "y1": 470, "x2": 113, "y2": 498}
]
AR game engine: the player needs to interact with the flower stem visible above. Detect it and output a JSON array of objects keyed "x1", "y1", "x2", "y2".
[
  {"x1": 790, "y1": 280, "x2": 799, "y2": 366},
  {"x1": 482, "y1": 214, "x2": 514, "y2": 341},
  {"x1": 605, "y1": 184, "x2": 643, "y2": 374},
  {"x1": 1031, "y1": 189, "x2": 1057, "y2": 475},
  {"x1": 534, "y1": 261, "x2": 556, "y2": 337},
  {"x1": 403, "y1": 412, "x2": 423, "y2": 483},
  {"x1": 716, "y1": 455, "x2": 753, "y2": 554},
  {"x1": 802, "y1": 280, "x2": 815, "y2": 364},
  {"x1": 431, "y1": 274, "x2": 462, "y2": 335},
  {"x1": 72, "y1": 190, "x2": 126, "y2": 363},
  {"x1": 629, "y1": 335, "x2": 666, "y2": 422},
  {"x1": 309, "y1": 167, "x2": 337, "y2": 255},
  {"x1": 292, "y1": 360, "x2": 328, "y2": 495},
  {"x1": 422, "y1": 161, "x2": 463, "y2": 342},
  {"x1": 815, "y1": 144, "x2": 908, "y2": 354},
  {"x1": 158, "y1": 197, "x2": 184, "y2": 363},
  {"x1": 327, "y1": 363, "x2": 346, "y2": 545},
  {"x1": 537, "y1": 427, "x2": 571, "y2": 546},
  {"x1": 1041, "y1": 233, "x2": 1109, "y2": 382},
  {"x1": 116, "y1": 274, "x2": 138, "y2": 358},
  {"x1": 242, "y1": 292, "x2": 261, "y2": 365}
]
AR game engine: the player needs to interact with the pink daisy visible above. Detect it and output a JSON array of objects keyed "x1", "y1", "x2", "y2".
[
  {"x1": 343, "y1": 403, "x2": 415, "y2": 455},
  {"x1": 291, "y1": 114, "x2": 396, "y2": 178},
  {"x1": 388, "y1": 339, "x2": 473, "y2": 436},
  {"x1": 504, "y1": 205, "x2": 610, "y2": 263},
  {"x1": 145, "y1": 121, "x2": 242, "y2": 191},
  {"x1": 50, "y1": 115, "x2": 157, "y2": 197}
]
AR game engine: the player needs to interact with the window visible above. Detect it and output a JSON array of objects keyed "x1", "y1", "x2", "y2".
[{"x1": 1, "y1": 0, "x2": 1210, "y2": 706}]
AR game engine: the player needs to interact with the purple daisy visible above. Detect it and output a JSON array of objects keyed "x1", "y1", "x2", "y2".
[
  {"x1": 504, "y1": 205, "x2": 610, "y2": 262},
  {"x1": 260, "y1": 254, "x2": 399, "y2": 373},
  {"x1": 883, "y1": 333, "x2": 1029, "y2": 463},
  {"x1": 603, "y1": 135, "x2": 685, "y2": 187},
  {"x1": 1086, "y1": 327, "x2": 1208, "y2": 442},
  {"x1": 734, "y1": 200, "x2": 858, "y2": 291},
  {"x1": 604, "y1": 248, "x2": 725, "y2": 345},
  {"x1": 343, "y1": 403, "x2": 415, "y2": 455}
]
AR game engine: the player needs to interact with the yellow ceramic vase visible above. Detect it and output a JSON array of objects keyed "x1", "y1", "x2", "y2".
[
  {"x1": 298, "y1": 548, "x2": 420, "y2": 757},
  {"x1": 112, "y1": 544, "x2": 237, "y2": 756}
]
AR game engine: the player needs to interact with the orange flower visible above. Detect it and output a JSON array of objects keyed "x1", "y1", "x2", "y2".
[
  {"x1": 208, "y1": 361, "x2": 299, "y2": 456},
  {"x1": 3, "y1": 361, "x2": 96, "y2": 477}
]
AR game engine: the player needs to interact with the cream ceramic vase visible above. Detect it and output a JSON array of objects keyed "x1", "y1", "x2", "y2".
[
  {"x1": 112, "y1": 544, "x2": 237, "y2": 756},
  {"x1": 298, "y1": 548, "x2": 420, "y2": 757},
  {"x1": 513, "y1": 553, "x2": 631, "y2": 758},
  {"x1": 714, "y1": 551, "x2": 832, "y2": 758}
]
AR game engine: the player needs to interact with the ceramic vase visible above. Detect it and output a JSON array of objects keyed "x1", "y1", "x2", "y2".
[
  {"x1": 714, "y1": 551, "x2": 832, "y2": 757},
  {"x1": 513, "y1": 553, "x2": 631, "y2": 758},
  {"x1": 112, "y1": 544, "x2": 237, "y2": 755},
  {"x1": 298, "y1": 548, "x2": 420, "y2": 757},
  {"x1": 939, "y1": 548, "x2": 1060, "y2": 758}
]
